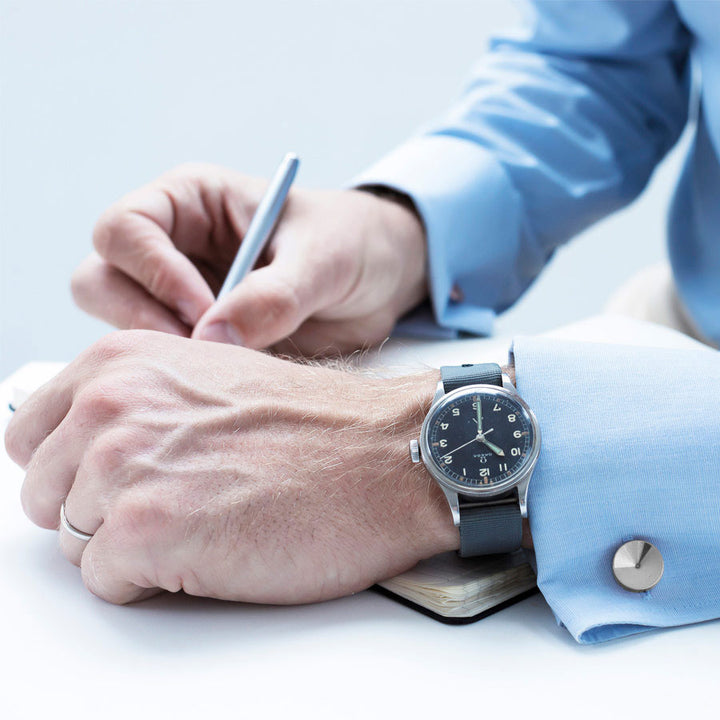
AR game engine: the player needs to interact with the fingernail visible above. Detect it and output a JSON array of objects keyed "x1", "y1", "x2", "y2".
[{"x1": 199, "y1": 321, "x2": 244, "y2": 346}]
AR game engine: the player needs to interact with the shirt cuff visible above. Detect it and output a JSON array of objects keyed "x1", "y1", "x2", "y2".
[
  {"x1": 512, "y1": 335, "x2": 720, "y2": 643},
  {"x1": 351, "y1": 134, "x2": 524, "y2": 337}
]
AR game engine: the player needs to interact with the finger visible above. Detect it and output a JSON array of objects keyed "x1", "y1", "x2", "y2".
[
  {"x1": 19, "y1": 385, "x2": 134, "y2": 531},
  {"x1": 57, "y1": 442, "x2": 112, "y2": 567},
  {"x1": 4, "y1": 335, "x2": 133, "y2": 471},
  {"x1": 192, "y1": 240, "x2": 338, "y2": 349},
  {"x1": 20, "y1": 412, "x2": 83, "y2": 529},
  {"x1": 58, "y1": 423, "x2": 150, "y2": 567},
  {"x1": 72, "y1": 253, "x2": 192, "y2": 336},
  {"x1": 5, "y1": 335, "x2": 138, "y2": 476},
  {"x1": 93, "y1": 188, "x2": 215, "y2": 326},
  {"x1": 191, "y1": 264, "x2": 301, "y2": 348},
  {"x1": 58, "y1": 497, "x2": 101, "y2": 568},
  {"x1": 80, "y1": 523, "x2": 161, "y2": 605},
  {"x1": 4, "y1": 363, "x2": 78, "y2": 469}
]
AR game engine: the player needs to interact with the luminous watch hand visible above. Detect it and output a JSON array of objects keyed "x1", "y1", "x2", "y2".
[
  {"x1": 480, "y1": 438, "x2": 505, "y2": 456},
  {"x1": 477, "y1": 399, "x2": 483, "y2": 435},
  {"x1": 440, "y1": 436, "x2": 481, "y2": 459}
]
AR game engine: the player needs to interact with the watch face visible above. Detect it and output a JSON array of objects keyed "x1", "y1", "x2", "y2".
[{"x1": 422, "y1": 385, "x2": 538, "y2": 493}]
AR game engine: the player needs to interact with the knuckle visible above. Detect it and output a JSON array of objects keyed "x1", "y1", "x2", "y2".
[
  {"x1": 83, "y1": 330, "x2": 136, "y2": 365},
  {"x1": 4, "y1": 417, "x2": 30, "y2": 468},
  {"x1": 19, "y1": 430, "x2": 71, "y2": 530},
  {"x1": 84, "y1": 429, "x2": 135, "y2": 476},
  {"x1": 89, "y1": 331, "x2": 128, "y2": 361},
  {"x1": 126, "y1": 304, "x2": 157, "y2": 331},
  {"x1": 19, "y1": 472, "x2": 58, "y2": 529},
  {"x1": 92, "y1": 208, "x2": 128, "y2": 257},
  {"x1": 110, "y1": 491, "x2": 171, "y2": 547},
  {"x1": 69, "y1": 263, "x2": 94, "y2": 307},
  {"x1": 144, "y1": 256, "x2": 174, "y2": 299},
  {"x1": 75, "y1": 381, "x2": 129, "y2": 424},
  {"x1": 175, "y1": 568, "x2": 203, "y2": 596},
  {"x1": 155, "y1": 569, "x2": 184, "y2": 594},
  {"x1": 260, "y1": 279, "x2": 301, "y2": 325},
  {"x1": 80, "y1": 548, "x2": 116, "y2": 603}
]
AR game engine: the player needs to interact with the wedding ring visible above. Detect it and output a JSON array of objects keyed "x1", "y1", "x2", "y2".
[{"x1": 60, "y1": 502, "x2": 94, "y2": 542}]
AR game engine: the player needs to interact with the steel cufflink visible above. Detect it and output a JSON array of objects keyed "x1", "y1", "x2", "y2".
[{"x1": 613, "y1": 539, "x2": 664, "y2": 592}]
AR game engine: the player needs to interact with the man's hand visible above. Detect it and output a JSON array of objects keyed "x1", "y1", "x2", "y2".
[
  {"x1": 71, "y1": 164, "x2": 428, "y2": 356},
  {"x1": 4, "y1": 330, "x2": 458, "y2": 605}
]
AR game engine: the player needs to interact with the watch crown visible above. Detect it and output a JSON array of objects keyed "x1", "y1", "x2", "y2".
[{"x1": 410, "y1": 439, "x2": 420, "y2": 463}]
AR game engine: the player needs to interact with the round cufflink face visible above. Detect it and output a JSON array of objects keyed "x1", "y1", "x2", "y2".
[{"x1": 612, "y1": 540, "x2": 664, "y2": 592}]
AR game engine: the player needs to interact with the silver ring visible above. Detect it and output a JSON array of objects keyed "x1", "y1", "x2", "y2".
[{"x1": 60, "y1": 502, "x2": 94, "y2": 542}]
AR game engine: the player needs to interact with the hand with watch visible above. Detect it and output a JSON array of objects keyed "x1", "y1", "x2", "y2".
[
  {"x1": 7, "y1": 326, "x2": 538, "y2": 605},
  {"x1": 411, "y1": 362, "x2": 541, "y2": 557}
]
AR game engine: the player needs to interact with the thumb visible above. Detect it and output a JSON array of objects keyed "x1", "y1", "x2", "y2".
[{"x1": 192, "y1": 264, "x2": 313, "y2": 349}]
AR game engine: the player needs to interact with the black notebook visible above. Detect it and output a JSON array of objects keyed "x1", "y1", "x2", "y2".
[{"x1": 374, "y1": 550, "x2": 538, "y2": 624}]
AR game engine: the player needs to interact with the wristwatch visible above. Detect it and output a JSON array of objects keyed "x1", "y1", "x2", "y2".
[{"x1": 410, "y1": 363, "x2": 541, "y2": 557}]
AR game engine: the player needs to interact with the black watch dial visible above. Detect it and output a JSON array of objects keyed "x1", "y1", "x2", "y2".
[{"x1": 426, "y1": 388, "x2": 536, "y2": 490}]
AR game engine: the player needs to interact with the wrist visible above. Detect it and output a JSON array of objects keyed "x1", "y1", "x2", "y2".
[
  {"x1": 380, "y1": 363, "x2": 532, "y2": 556},
  {"x1": 378, "y1": 370, "x2": 460, "y2": 558},
  {"x1": 353, "y1": 186, "x2": 429, "y2": 319}
]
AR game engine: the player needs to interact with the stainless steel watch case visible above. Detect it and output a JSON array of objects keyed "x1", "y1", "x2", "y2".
[{"x1": 410, "y1": 374, "x2": 541, "y2": 526}]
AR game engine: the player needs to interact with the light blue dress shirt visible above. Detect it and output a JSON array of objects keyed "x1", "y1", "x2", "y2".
[{"x1": 356, "y1": 0, "x2": 720, "y2": 642}]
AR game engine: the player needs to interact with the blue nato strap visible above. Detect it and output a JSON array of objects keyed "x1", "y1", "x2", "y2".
[{"x1": 440, "y1": 363, "x2": 523, "y2": 557}]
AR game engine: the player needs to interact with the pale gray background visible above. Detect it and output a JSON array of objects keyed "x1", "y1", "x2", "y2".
[{"x1": 0, "y1": 0, "x2": 691, "y2": 377}]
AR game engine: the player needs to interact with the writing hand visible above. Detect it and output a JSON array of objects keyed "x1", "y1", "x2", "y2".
[{"x1": 71, "y1": 166, "x2": 427, "y2": 357}]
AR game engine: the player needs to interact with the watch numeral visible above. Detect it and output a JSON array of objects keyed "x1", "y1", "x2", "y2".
[
  {"x1": 441, "y1": 423, "x2": 449, "y2": 430},
  {"x1": 479, "y1": 468, "x2": 490, "y2": 477},
  {"x1": 513, "y1": 430, "x2": 523, "y2": 438},
  {"x1": 508, "y1": 414, "x2": 516, "y2": 423},
  {"x1": 511, "y1": 447, "x2": 521, "y2": 456},
  {"x1": 445, "y1": 456, "x2": 453, "y2": 464},
  {"x1": 498, "y1": 462, "x2": 508, "y2": 472},
  {"x1": 493, "y1": 403, "x2": 501, "y2": 411},
  {"x1": 439, "y1": 439, "x2": 447, "y2": 448},
  {"x1": 452, "y1": 408, "x2": 460, "y2": 416}
]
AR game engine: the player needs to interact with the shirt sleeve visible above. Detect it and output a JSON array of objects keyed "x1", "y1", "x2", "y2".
[
  {"x1": 353, "y1": 0, "x2": 691, "y2": 336},
  {"x1": 512, "y1": 334, "x2": 720, "y2": 643}
]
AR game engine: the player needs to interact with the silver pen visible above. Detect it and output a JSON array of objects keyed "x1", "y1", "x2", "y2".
[{"x1": 216, "y1": 152, "x2": 300, "y2": 300}]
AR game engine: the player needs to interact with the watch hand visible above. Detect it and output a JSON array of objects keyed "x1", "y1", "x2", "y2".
[
  {"x1": 481, "y1": 438, "x2": 505, "y2": 456},
  {"x1": 477, "y1": 400, "x2": 483, "y2": 435},
  {"x1": 440, "y1": 436, "x2": 481, "y2": 459}
]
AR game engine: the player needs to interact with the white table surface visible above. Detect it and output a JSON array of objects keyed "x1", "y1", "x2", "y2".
[{"x1": 2, "y1": 320, "x2": 718, "y2": 719}]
